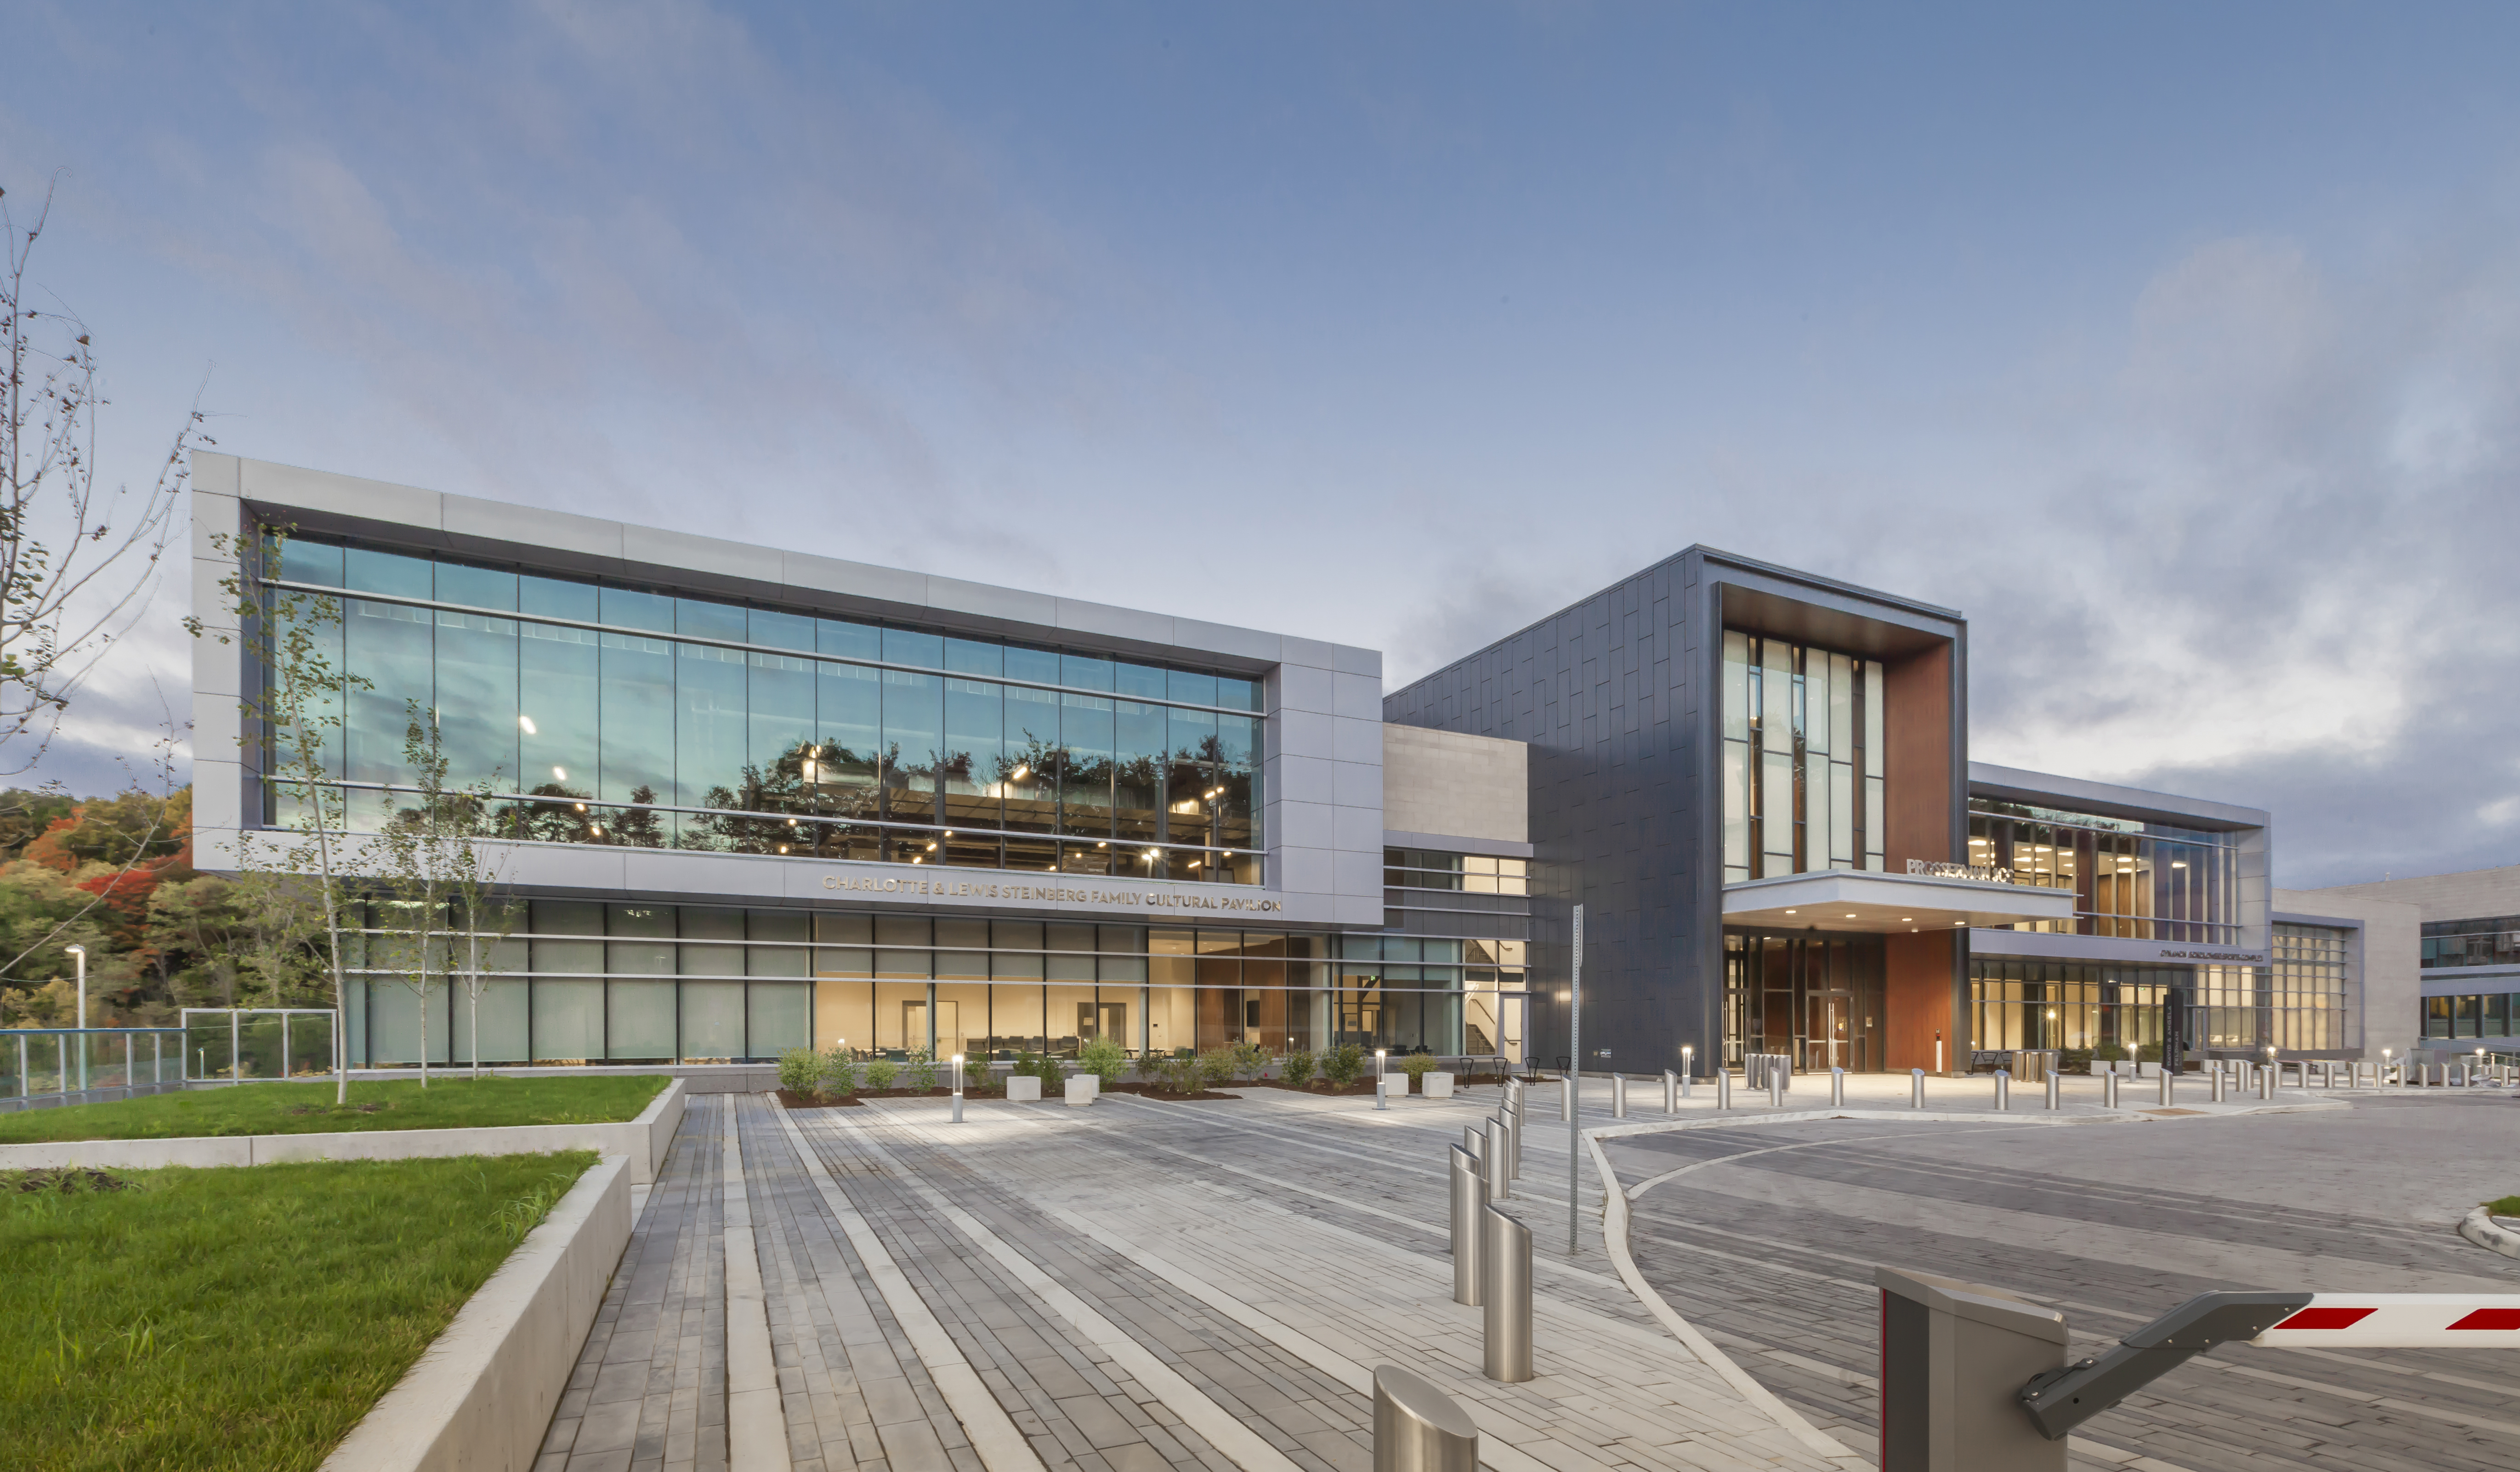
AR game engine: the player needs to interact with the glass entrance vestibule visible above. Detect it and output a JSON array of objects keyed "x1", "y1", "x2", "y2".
[
  {"x1": 340, "y1": 899, "x2": 1527, "y2": 1065},
  {"x1": 1723, "y1": 932, "x2": 1886, "y2": 1072}
]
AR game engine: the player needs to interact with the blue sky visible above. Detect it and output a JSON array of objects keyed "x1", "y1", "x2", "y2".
[{"x1": 11, "y1": 1, "x2": 2520, "y2": 885}]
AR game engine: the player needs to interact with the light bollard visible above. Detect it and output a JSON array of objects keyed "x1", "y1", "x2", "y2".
[
  {"x1": 1482, "y1": 1117, "x2": 1511, "y2": 1201},
  {"x1": 1448, "y1": 1145, "x2": 1484, "y2": 1307},
  {"x1": 1715, "y1": 1068, "x2": 1732, "y2": 1110},
  {"x1": 1680, "y1": 1046, "x2": 1695, "y2": 1098},
  {"x1": 2045, "y1": 1070, "x2": 2061, "y2": 1110},
  {"x1": 1480, "y1": 1204, "x2": 1534, "y2": 1383},
  {"x1": 1662, "y1": 1069, "x2": 1679, "y2": 1113},
  {"x1": 1994, "y1": 1069, "x2": 2011, "y2": 1110},
  {"x1": 1372, "y1": 1363, "x2": 1480, "y2": 1472},
  {"x1": 1376, "y1": 1075, "x2": 1391, "y2": 1110},
  {"x1": 1911, "y1": 1067, "x2": 1926, "y2": 1109},
  {"x1": 951, "y1": 1053, "x2": 965, "y2": 1123},
  {"x1": 1611, "y1": 1073, "x2": 1628, "y2": 1118}
]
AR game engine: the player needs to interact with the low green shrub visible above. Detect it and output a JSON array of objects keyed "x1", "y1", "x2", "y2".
[
  {"x1": 1078, "y1": 1035, "x2": 1130, "y2": 1087},
  {"x1": 1231, "y1": 1041, "x2": 1269, "y2": 1081},
  {"x1": 1322, "y1": 1042, "x2": 1366, "y2": 1088},
  {"x1": 1280, "y1": 1048, "x2": 1317, "y2": 1088},
  {"x1": 818, "y1": 1048, "x2": 858, "y2": 1098},
  {"x1": 1400, "y1": 1053, "x2": 1439, "y2": 1088},
  {"x1": 2093, "y1": 1041, "x2": 2128, "y2": 1062},
  {"x1": 962, "y1": 1059, "x2": 1000, "y2": 1094},
  {"x1": 1159, "y1": 1054, "x2": 1206, "y2": 1094},
  {"x1": 1196, "y1": 1046, "x2": 1239, "y2": 1091},
  {"x1": 861, "y1": 1058, "x2": 900, "y2": 1092},
  {"x1": 2059, "y1": 1047, "x2": 2096, "y2": 1075},
  {"x1": 2136, "y1": 1042, "x2": 2162, "y2": 1063},
  {"x1": 777, "y1": 1048, "x2": 820, "y2": 1095},
  {"x1": 902, "y1": 1047, "x2": 938, "y2": 1092}
]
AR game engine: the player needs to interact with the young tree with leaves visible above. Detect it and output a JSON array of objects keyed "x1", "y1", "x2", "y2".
[
  {"x1": 190, "y1": 526, "x2": 371, "y2": 1103},
  {"x1": 374, "y1": 703, "x2": 479, "y2": 1087}
]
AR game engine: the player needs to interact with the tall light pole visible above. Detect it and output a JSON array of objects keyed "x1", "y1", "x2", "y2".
[
  {"x1": 1567, "y1": 903, "x2": 1583, "y2": 1257},
  {"x1": 66, "y1": 944, "x2": 87, "y2": 1093}
]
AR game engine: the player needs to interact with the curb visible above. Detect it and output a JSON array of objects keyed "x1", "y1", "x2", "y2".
[
  {"x1": 2458, "y1": 1206, "x2": 2520, "y2": 1261},
  {"x1": 0, "y1": 1077, "x2": 684, "y2": 1184},
  {"x1": 320, "y1": 1150, "x2": 635, "y2": 1472}
]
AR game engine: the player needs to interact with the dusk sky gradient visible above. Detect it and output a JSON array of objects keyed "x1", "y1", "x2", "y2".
[{"x1": 10, "y1": 1, "x2": 2520, "y2": 886}]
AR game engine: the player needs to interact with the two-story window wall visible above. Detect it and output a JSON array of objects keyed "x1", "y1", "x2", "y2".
[
  {"x1": 1719, "y1": 632, "x2": 1885, "y2": 882},
  {"x1": 1966, "y1": 800, "x2": 2241, "y2": 945},
  {"x1": 2421, "y1": 916, "x2": 2520, "y2": 968},
  {"x1": 263, "y1": 535, "x2": 1263, "y2": 882}
]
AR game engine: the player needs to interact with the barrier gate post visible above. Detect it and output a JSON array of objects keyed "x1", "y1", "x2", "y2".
[{"x1": 1876, "y1": 1266, "x2": 2068, "y2": 1472}]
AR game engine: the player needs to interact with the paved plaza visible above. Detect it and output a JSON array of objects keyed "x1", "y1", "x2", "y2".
[{"x1": 528, "y1": 1071, "x2": 2520, "y2": 1472}]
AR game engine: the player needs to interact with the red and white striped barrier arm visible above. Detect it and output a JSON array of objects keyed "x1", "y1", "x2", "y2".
[{"x1": 2254, "y1": 1295, "x2": 2520, "y2": 1347}]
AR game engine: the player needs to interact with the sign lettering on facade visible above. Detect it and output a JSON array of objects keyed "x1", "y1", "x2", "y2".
[
  {"x1": 820, "y1": 873, "x2": 1283, "y2": 912},
  {"x1": 1906, "y1": 858, "x2": 2019, "y2": 885}
]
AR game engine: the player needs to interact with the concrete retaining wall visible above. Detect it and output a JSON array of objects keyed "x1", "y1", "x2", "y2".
[
  {"x1": 0, "y1": 1077, "x2": 685, "y2": 1183},
  {"x1": 319, "y1": 1150, "x2": 634, "y2": 1472}
]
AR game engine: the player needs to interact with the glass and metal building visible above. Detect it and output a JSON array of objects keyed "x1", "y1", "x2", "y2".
[{"x1": 194, "y1": 455, "x2": 2367, "y2": 1076}]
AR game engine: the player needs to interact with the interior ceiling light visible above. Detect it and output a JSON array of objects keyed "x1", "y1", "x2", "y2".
[
  {"x1": 2172, "y1": 861, "x2": 2188, "y2": 868},
  {"x1": 1844, "y1": 913, "x2": 1857, "y2": 919},
  {"x1": 1901, "y1": 917, "x2": 1913, "y2": 922},
  {"x1": 1096, "y1": 840, "x2": 1108, "y2": 848},
  {"x1": 1784, "y1": 909, "x2": 1796, "y2": 914}
]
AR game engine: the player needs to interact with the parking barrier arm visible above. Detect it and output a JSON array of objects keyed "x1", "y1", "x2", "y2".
[{"x1": 2017, "y1": 1291, "x2": 2313, "y2": 1439}]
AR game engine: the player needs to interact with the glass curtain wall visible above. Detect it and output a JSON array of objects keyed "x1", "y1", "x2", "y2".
[
  {"x1": 2421, "y1": 916, "x2": 2520, "y2": 968},
  {"x1": 264, "y1": 535, "x2": 1264, "y2": 882},
  {"x1": 1720, "y1": 633, "x2": 1885, "y2": 883},
  {"x1": 1966, "y1": 800, "x2": 2242, "y2": 944},
  {"x1": 337, "y1": 906, "x2": 1502, "y2": 1065},
  {"x1": 2425, "y1": 991, "x2": 2520, "y2": 1039},
  {"x1": 1721, "y1": 933, "x2": 1886, "y2": 1071},
  {"x1": 1966, "y1": 960, "x2": 2176, "y2": 1059}
]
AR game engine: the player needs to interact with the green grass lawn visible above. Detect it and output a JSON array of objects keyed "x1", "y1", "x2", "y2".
[
  {"x1": 0, "y1": 1151, "x2": 597, "y2": 1471},
  {"x1": 2488, "y1": 1194, "x2": 2520, "y2": 1217},
  {"x1": 0, "y1": 1074, "x2": 667, "y2": 1144}
]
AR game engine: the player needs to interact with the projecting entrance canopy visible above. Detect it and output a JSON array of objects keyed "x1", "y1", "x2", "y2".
[{"x1": 1722, "y1": 867, "x2": 2077, "y2": 935}]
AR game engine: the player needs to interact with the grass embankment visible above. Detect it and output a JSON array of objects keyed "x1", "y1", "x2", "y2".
[
  {"x1": 0, "y1": 1074, "x2": 667, "y2": 1144},
  {"x1": 1, "y1": 1151, "x2": 597, "y2": 1471},
  {"x1": 2487, "y1": 1194, "x2": 2520, "y2": 1216}
]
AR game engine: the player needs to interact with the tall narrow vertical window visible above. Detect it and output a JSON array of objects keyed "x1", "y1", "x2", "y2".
[
  {"x1": 1862, "y1": 658, "x2": 1886, "y2": 871},
  {"x1": 1725, "y1": 632, "x2": 1893, "y2": 882},
  {"x1": 1721, "y1": 632, "x2": 1751, "y2": 883},
  {"x1": 1759, "y1": 638, "x2": 1794, "y2": 878}
]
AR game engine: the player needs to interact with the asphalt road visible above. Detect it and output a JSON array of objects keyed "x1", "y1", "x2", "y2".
[{"x1": 1608, "y1": 1095, "x2": 2520, "y2": 1472}]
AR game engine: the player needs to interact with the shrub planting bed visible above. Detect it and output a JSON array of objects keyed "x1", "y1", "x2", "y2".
[
  {"x1": 0, "y1": 1150, "x2": 597, "y2": 1471},
  {"x1": 0, "y1": 1076, "x2": 670, "y2": 1144}
]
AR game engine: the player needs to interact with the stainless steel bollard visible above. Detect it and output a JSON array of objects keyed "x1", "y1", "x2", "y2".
[
  {"x1": 1464, "y1": 1124, "x2": 1485, "y2": 1165},
  {"x1": 1449, "y1": 1145, "x2": 1484, "y2": 1307},
  {"x1": 1716, "y1": 1068, "x2": 1731, "y2": 1110},
  {"x1": 2259, "y1": 1065, "x2": 2274, "y2": 1100},
  {"x1": 1495, "y1": 1108, "x2": 1521, "y2": 1177},
  {"x1": 2102, "y1": 1071, "x2": 2119, "y2": 1109},
  {"x1": 1372, "y1": 1363, "x2": 1480, "y2": 1472},
  {"x1": 1911, "y1": 1066, "x2": 1925, "y2": 1109},
  {"x1": 1830, "y1": 1066, "x2": 1846, "y2": 1107},
  {"x1": 1767, "y1": 1069, "x2": 1784, "y2": 1108},
  {"x1": 1480, "y1": 1204, "x2": 1534, "y2": 1382},
  {"x1": 2209, "y1": 1069, "x2": 2226, "y2": 1103},
  {"x1": 1483, "y1": 1117, "x2": 1511, "y2": 1201},
  {"x1": 1611, "y1": 1074, "x2": 1628, "y2": 1118},
  {"x1": 2159, "y1": 1066, "x2": 2174, "y2": 1105},
  {"x1": 2045, "y1": 1070, "x2": 2061, "y2": 1110},
  {"x1": 1561, "y1": 1075, "x2": 1576, "y2": 1121},
  {"x1": 1663, "y1": 1069, "x2": 1679, "y2": 1114},
  {"x1": 1993, "y1": 1069, "x2": 2010, "y2": 1110}
]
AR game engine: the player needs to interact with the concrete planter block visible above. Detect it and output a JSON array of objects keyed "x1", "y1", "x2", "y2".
[
  {"x1": 1424, "y1": 1072, "x2": 1455, "y2": 1099},
  {"x1": 1064, "y1": 1076, "x2": 1093, "y2": 1107},
  {"x1": 1077, "y1": 1074, "x2": 1101, "y2": 1100},
  {"x1": 1006, "y1": 1076, "x2": 1041, "y2": 1102}
]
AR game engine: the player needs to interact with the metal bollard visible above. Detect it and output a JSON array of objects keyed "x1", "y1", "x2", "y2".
[
  {"x1": 2259, "y1": 1065, "x2": 2274, "y2": 1100},
  {"x1": 2210, "y1": 1069, "x2": 2226, "y2": 1103},
  {"x1": 1830, "y1": 1066, "x2": 1846, "y2": 1107},
  {"x1": 2103, "y1": 1071, "x2": 2119, "y2": 1109},
  {"x1": 1480, "y1": 1204, "x2": 1534, "y2": 1382},
  {"x1": 1372, "y1": 1363, "x2": 1480, "y2": 1472},
  {"x1": 1994, "y1": 1069, "x2": 2010, "y2": 1111},
  {"x1": 1716, "y1": 1068, "x2": 1731, "y2": 1110},
  {"x1": 1911, "y1": 1066, "x2": 1925, "y2": 1109},
  {"x1": 1561, "y1": 1075, "x2": 1576, "y2": 1121},
  {"x1": 1482, "y1": 1117, "x2": 1511, "y2": 1201},
  {"x1": 1768, "y1": 1069, "x2": 1784, "y2": 1108},
  {"x1": 1611, "y1": 1074, "x2": 1628, "y2": 1118},
  {"x1": 1495, "y1": 1108, "x2": 1521, "y2": 1178},
  {"x1": 2045, "y1": 1070, "x2": 2061, "y2": 1110},
  {"x1": 1449, "y1": 1145, "x2": 1484, "y2": 1307},
  {"x1": 2159, "y1": 1067, "x2": 2174, "y2": 1106},
  {"x1": 1663, "y1": 1069, "x2": 1679, "y2": 1114},
  {"x1": 951, "y1": 1090, "x2": 964, "y2": 1123}
]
